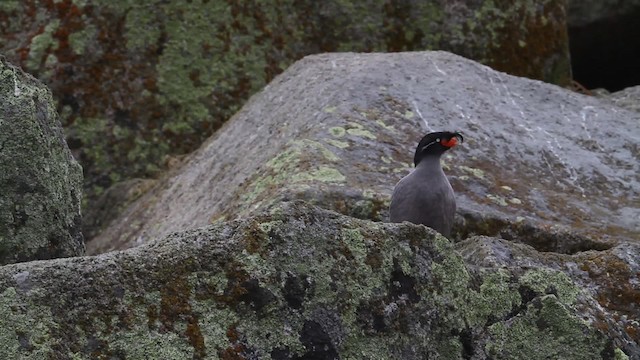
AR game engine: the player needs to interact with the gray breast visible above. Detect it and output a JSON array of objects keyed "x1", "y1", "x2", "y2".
[{"x1": 389, "y1": 165, "x2": 456, "y2": 237}]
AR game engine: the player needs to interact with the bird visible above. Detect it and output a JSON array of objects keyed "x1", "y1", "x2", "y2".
[{"x1": 389, "y1": 131, "x2": 463, "y2": 237}]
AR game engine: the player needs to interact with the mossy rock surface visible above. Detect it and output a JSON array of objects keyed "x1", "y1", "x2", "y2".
[
  {"x1": 0, "y1": 57, "x2": 83, "y2": 265},
  {"x1": 1, "y1": 201, "x2": 633, "y2": 359}
]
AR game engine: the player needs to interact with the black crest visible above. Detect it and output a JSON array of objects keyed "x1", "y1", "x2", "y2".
[{"x1": 413, "y1": 131, "x2": 463, "y2": 166}]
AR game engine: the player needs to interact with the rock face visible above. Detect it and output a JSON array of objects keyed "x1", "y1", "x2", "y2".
[
  {"x1": 0, "y1": 202, "x2": 636, "y2": 358},
  {"x1": 0, "y1": 0, "x2": 571, "y2": 202},
  {"x1": 595, "y1": 85, "x2": 640, "y2": 113},
  {"x1": 0, "y1": 57, "x2": 84, "y2": 265},
  {"x1": 89, "y1": 51, "x2": 639, "y2": 255}
]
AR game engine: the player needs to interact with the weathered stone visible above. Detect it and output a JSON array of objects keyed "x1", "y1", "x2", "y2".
[
  {"x1": 0, "y1": 57, "x2": 84, "y2": 265},
  {"x1": 0, "y1": 0, "x2": 571, "y2": 202},
  {"x1": 82, "y1": 178, "x2": 157, "y2": 241},
  {"x1": 89, "y1": 51, "x2": 639, "y2": 255},
  {"x1": 457, "y1": 236, "x2": 640, "y2": 357},
  {"x1": 0, "y1": 202, "x2": 633, "y2": 359},
  {"x1": 594, "y1": 86, "x2": 640, "y2": 113}
]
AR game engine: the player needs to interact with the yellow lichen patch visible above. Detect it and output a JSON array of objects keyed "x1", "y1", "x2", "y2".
[
  {"x1": 486, "y1": 194, "x2": 508, "y2": 207},
  {"x1": 346, "y1": 122, "x2": 377, "y2": 140},
  {"x1": 376, "y1": 119, "x2": 395, "y2": 131},
  {"x1": 325, "y1": 139, "x2": 349, "y2": 149},
  {"x1": 299, "y1": 139, "x2": 340, "y2": 162},
  {"x1": 293, "y1": 166, "x2": 346, "y2": 183},
  {"x1": 459, "y1": 166, "x2": 485, "y2": 179}
]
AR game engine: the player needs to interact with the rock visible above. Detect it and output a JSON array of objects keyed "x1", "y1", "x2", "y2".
[
  {"x1": 0, "y1": 201, "x2": 633, "y2": 358},
  {"x1": 88, "y1": 51, "x2": 639, "y2": 254},
  {"x1": 594, "y1": 86, "x2": 640, "y2": 113},
  {"x1": 567, "y1": 0, "x2": 640, "y2": 27},
  {"x1": 457, "y1": 236, "x2": 640, "y2": 357},
  {"x1": 0, "y1": 57, "x2": 84, "y2": 265},
  {"x1": 0, "y1": 0, "x2": 571, "y2": 202},
  {"x1": 82, "y1": 178, "x2": 157, "y2": 241}
]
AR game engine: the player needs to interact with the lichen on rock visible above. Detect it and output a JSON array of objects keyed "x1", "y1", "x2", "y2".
[{"x1": 0, "y1": 57, "x2": 84, "y2": 265}]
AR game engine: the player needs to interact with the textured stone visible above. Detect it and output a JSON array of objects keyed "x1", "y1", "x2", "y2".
[
  {"x1": 0, "y1": 0, "x2": 571, "y2": 202},
  {"x1": 0, "y1": 57, "x2": 83, "y2": 265},
  {"x1": 0, "y1": 202, "x2": 632, "y2": 359},
  {"x1": 594, "y1": 85, "x2": 640, "y2": 113},
  {"x1": 89, "y1": 51, "x2": 639, "y2": 254}
]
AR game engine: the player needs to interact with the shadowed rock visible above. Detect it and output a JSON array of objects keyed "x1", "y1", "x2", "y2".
[{"x1": 0, "y1": 57, "x2": 84, "y2": 265}]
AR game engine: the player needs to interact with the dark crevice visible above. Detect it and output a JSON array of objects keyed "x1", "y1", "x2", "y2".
[
  {"x1": 569, "y1": 8, "x2": 640, "y2": 91},
  {"x1": 452, "y1": 209, "x2": 615, "y2": 255}
]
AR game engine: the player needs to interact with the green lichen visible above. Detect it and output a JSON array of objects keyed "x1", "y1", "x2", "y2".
[
  {"x1": 459, "y1": 165, "x2": 485, "y2": 179},
  {"x1": 68, "y1": 24, "x2": 97, "y2": 55},
  {"x1": 375, "y1": 119, "x2": 395, "y2": 131},
  {"x1": 325, "y1": 139, "x2": 349, "y2": 149},
  {"x1": 486, "y1": 295, "x2": 608, "y2": 359},
  {"x1": 519, "y1": 269, "x2": 580, "y2": 305},
  {"x1": 242, "y1": 139, "x2": 341, "y2": 205},
  {"x1": 329, "y1": 126, "x2": 346, "y2": 138},
  {"x1": 301, "y1": 139, "x2": 340, "y2": 162},
  {"x1": 342, "y1": 228, "x2": 367, "y2": 263},
  {"x1": 0, "y1": 287, "x2": 56, "y2": 359},
  {"x1": 27, "y1": 20, "x2": 60, "y2": 71},
  {"x1": 258, "y1": 220, "x2": 283, "y2": 234},
  {"x1": 615, "y1": 348, "x2": 630, "y2": 360},
  {"x1": 293, "y1": 166, "x2": 345, "y2": 183},
  {"x1": 346, "y1": 122, "x2": 377, "y2": 140},
  {"x1": 465, "y1": 269, "x2": 521, "y2": 327},
  {"x1": 486, "y1": 194, "x2": 508, "y2": 207},
  {"x1": 0, "y1": 1, "x2": 18, "y2": 11}
]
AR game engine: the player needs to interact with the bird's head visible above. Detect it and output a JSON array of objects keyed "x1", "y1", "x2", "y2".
[{"x1": 413, "y1": 131, "x2": 463, "y2": 166}]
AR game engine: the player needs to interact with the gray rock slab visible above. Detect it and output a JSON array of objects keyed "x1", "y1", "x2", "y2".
[{"x1": 89, "y1": 51, "x2": 639, "y2": 254}]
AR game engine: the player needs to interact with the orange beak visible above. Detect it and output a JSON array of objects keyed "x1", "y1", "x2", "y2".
[{"x1": 440, "y1": 137, "x2": 458, "y2": 148}]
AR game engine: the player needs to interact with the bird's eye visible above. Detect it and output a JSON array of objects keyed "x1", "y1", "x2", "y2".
[{"x1": 435, "y1": 138, "x2": 440, "y2": 142}]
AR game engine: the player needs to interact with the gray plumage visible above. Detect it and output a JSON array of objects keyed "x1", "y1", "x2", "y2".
[{"x1": 389, "y1": 131, "x2": 463, "y2": 237}]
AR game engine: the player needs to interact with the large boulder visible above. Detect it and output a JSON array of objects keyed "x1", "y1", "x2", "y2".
[
  {"x1": 0, "y1": 0, "x2": 571, "y2": 202},
  {"x1": 0, "y1": 57, "x2": 84, "y2": 265},
  {"x1": 0, "y1": 202, "x2": 636, "y2": 358},
  {"x1": 88, "y1": 51, "x2": 639, "y2": 255}
]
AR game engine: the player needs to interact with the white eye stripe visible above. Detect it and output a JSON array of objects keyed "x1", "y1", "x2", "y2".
[{"x1": 420, "y1": 140, "x2": 438, "y2": 152}]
